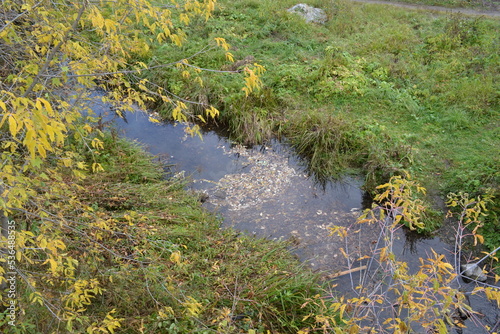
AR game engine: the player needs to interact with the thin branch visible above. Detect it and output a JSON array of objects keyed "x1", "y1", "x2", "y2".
[
  {"x1": 14, "y1": 267, "x2": 63, "y2": 321},
  {"x1": 183, "y1": 62, "x2": 241, "y2": 73},
  {"x1": 471, "y1": 245, "x2": 500, "y2": 268},
  {"x1": 157, "y1": 279, "x2": 216, "y2": 332},
  {"x1": 132, "y1": 73, "x2": 207, "y2": 107},
  {"x1": 0, "y1": 0, "x2": 44, "y2": 33},
  {"x1": 38, "y1": 45, "x2": 218, "y2": 78},
  {"x1": 12, "y1": 207, "x2": 152, "y2": 265},
  {"x1": 142, "y1": 264, "x2": 161, "y2": 306},
  {"x1": 22, "y1": 3, "x2": 87, "y2": 97}
]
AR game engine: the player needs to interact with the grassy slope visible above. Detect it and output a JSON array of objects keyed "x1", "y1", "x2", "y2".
[
  {"x1": 5, "y1": 135, "x2": 331, "y2": 333},
  {"x1": 146, "y1": 0, "x2": 499, "y2": 236}
]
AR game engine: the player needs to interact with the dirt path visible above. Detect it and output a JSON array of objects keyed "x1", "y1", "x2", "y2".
[{"x1": 348, "y1": 0, "x2": 500, "y2": 17}]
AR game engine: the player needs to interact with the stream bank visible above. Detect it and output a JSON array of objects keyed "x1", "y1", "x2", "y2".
[{"x1": 88, "y1": 93, "x2": 500, "y2": 332}]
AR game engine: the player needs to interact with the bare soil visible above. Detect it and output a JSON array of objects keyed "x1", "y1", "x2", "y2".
[{"x1": 349, "y1": 0, "x2": 500, "y2": 17}]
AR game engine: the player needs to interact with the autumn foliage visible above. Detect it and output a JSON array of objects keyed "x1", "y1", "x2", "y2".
[{"x1": 0, "y1": 0, "x2": 264, "y2": 331}]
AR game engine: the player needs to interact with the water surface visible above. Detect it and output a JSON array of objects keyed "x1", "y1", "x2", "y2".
[{"x1": 91, "y1": 101, "x2": 498, "y2": 333}]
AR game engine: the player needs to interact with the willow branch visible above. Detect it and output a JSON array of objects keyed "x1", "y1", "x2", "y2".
[
  {"x1": 38, "y1": 45, "x2": 218, "y2": 78},
  {"x1": 22, "y1": 3, "x2": 87, "y2": 97},
  {"x1": 0, "y1": 0, "x2": 44, "y2": 34}
]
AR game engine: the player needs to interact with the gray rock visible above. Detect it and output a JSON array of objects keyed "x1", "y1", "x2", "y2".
[
  {"x1": 461, "y1": 263, "x2": 488, "y2": 282},
  {"x1": 287, "y1": 4, "x2": 327, "y2": 24},
  {"x1": 213, "y1": 190, "x2": 227, "y2": 200}
]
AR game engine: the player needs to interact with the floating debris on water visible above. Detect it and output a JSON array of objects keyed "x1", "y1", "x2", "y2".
[
  {"x1": 194, "y1": 143, "x2": 369, "y2": 272},
  {"x1": 204, "y1": 145, "x2": 300, "y2": 211}
]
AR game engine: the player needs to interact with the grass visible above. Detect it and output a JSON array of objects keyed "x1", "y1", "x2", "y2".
[{"x1": 142, "y1": 0, "x2": 499, "y2": 240}]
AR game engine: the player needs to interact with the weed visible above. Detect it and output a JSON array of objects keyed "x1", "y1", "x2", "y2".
[{"x1": 283, "y1": 111, "x2": 362, "y2": 180}]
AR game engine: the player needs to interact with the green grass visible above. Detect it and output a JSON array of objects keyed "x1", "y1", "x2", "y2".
[{"x1": 142, "y1": 0, "x2": 499, "y2": 240}]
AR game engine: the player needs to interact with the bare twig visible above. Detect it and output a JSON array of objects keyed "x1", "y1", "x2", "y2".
[
  {"x1": 38, "y1": 45, "x2": 218, "y2": 78},
  {"x1": 328, "y1": 265, "x2": 367, "y2": 279}
]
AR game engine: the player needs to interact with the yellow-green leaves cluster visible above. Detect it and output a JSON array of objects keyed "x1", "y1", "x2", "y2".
[
  {"x1": 242, "y1": 63, "x2": 266, "y2": 97},
  {"x1": 447, "y1": 191, "x2": 493, "y2": 245},
  {"x1": 323, "y1": 173, "x2": 499, "y2": 333},
  {"x1": 1, "y1": 95, "x2": 66, "y2": 160},
  {"x1": 372, "y1": 173, "x2": 427, "y2": 231},
  {"x1": 0, "y1": 0, "x2": 233, "y2": 331}
]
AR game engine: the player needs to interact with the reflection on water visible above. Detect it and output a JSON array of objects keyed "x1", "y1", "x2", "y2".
[{"x1": 106, "y1": 109, "x2": 456, "y2": 275}]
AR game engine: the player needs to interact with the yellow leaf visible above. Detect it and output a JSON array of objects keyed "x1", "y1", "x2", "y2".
[
  {"x1": 39, "y1": 238, "x2": 47, "y2": 249},
  {"x1": 92, "y1": 163, "x2": 104, "y2": 173},
  {"x1": 183, "y1": 296, "x2": 202, "y2": 317},
  {"x1": 8, "y1": 116, "x2": 18, "y2": 137},
  {"x1": 44, "y1": 258, "x2": 58, "y2": 274},
  {"x1": 474, "y1": 234, "x2": 484, "y2": 245},
  {"x1": 340, "y1": 304, "x2": 346, "y2": 319},
  {"x1": 348, "y1": 324, "x2": 359, "y2": 334},
  {"x1": 30, "y1": 292, "x2": 44, "y2": 306},
  {"x1": 39, "y1": 98, "x2": 54, "y2": 115},
  {"x1": 180, "y1": 13, "x2": 190, "y2": 25},
  {"x1": 83, "y1": 124, "x2": 93, "y2": 133},
  {"x1": 170, "y1": 251, "x2": 181, "y2": 265},
  {"x1": 62, "y1": 158, "x2": 72, "y2": 167},
  {"x1": 205, "y1": 106, "x2": 219, "y2": 119},
  {"x1": 37, "y1": 144, "x2": 47, "y2": 158},
  {"x1": 379, "y1": 247, "x2": 387, "y2": 262}
]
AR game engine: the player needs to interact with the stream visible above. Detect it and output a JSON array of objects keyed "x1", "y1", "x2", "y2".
[{"x1": 91, "y1": 99, "x2": 499, "y2": 333}]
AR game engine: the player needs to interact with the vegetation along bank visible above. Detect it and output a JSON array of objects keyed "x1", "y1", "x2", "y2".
[
  {"x1": 143, "y1": 0, "x2": 499, "y2": 240},
  {"x1": 0, "y1": 0, "x2": 499, "y2": 332}
]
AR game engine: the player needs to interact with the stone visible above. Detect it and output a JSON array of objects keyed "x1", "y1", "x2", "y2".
[
  {"x1": 287, "y1": 4, "x2": 327, "y2": 24},
  {"x1": 461, "y1": 263, "x2": 488, "y2": 282},
  {"x1": 198, "y1": 193, "x2": 209, "y2": 203}
]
